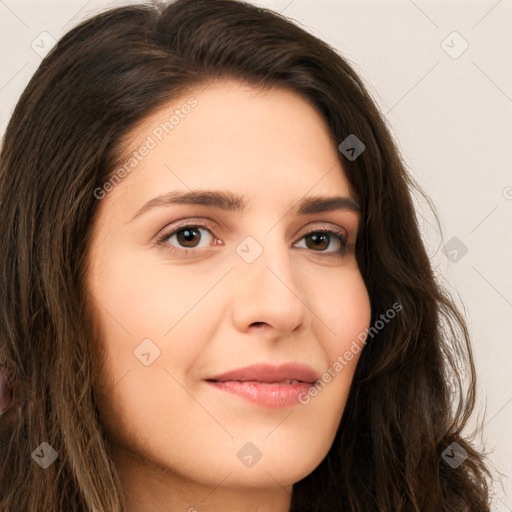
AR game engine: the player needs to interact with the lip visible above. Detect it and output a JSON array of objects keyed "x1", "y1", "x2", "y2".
[
  {"x1": 205, "y1": 362, "x2": 320, "y2": 385},
  {"x1": 204, "y1": 362, "x2": 320, "y2": 408}
]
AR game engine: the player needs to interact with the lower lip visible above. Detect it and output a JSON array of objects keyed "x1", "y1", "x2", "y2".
[{"x1": 205, "y1": 380, "x2": 313, "y2": 408}]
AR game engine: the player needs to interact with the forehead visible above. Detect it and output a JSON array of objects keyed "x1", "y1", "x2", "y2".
[{"x1": 101, "y1": 80, "x2": 356, "y2": 212}]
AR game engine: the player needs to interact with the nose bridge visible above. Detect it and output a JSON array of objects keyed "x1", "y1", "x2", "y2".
[
  {"x1": 261, "y1": 234, "x2": 297, "y2": 295},
  {"x1": 232, "y1": 226, "x2": 307, "y2": 332},
  {"x1": 250, "y1": 226, "x2": 297, "y2": 291}
]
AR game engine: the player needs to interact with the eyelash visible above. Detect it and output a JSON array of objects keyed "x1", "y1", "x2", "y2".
[{"x1": 155, "y1": 221, "x2": 352, "y2": 258}]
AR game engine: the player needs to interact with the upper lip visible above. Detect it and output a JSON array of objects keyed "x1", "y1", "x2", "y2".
[{"x1": 205, "y1": 362, "x2": 320, "y2": 384}]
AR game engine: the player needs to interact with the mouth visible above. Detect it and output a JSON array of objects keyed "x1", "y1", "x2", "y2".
[
  {"x1": 206, "y1": 378, "x2": 308, "y2": 385},
  {"x1": 203, "y1": 362, "x2": 319, "y2": 408},
  {"x1": 205, "y1": 362, "x2": 320, "y2": 385}
]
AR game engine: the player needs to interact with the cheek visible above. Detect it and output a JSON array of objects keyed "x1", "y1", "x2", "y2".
[
  {"x1": 86, "y1": 256, "x2": 215, "y2": 454},
  {"x1": 312, "y1": 268, "x2": 370, "y2": 400},
  {"x1": 87, "y1": 244, "x2": 226, "y2": 344},
  {"x1": 320, "y1": 267, "x2": 371, "y2": 354},
  {"x1": 86, "y1": 247, "x2": 227, "y2": 415}
]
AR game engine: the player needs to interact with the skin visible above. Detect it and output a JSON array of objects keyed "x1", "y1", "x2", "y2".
[{"x1": 86, "y1": 80, "x2": 371, "y2": 512}]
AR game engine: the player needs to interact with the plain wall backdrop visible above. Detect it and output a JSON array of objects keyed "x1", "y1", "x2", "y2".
[{"x1": 1, "y1": 0, "x2": 511, "y2": 509}]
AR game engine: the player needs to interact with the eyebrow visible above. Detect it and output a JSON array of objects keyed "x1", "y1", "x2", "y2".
[{"x1": 130, "y1": 189, "x2": 361, "y2": 221}]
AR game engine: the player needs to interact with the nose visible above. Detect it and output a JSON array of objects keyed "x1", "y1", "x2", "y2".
[{"x1": 230, "y1": 235, "x2": 308, "y2": 336}]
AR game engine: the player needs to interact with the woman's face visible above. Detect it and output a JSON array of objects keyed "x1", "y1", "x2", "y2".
[{"x1": 86, "y1": 80, "x2": 371, "y2": 501}]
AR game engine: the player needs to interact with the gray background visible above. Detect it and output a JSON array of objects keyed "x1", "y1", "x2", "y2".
[{"x1": 1, "y1": 0, "x2": 511, "y2": 508}]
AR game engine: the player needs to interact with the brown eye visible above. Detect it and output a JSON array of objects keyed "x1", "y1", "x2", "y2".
[
  {"x1": 305, "y1": 232, "x2": 330, "y2": 251},
  {"x1": 294, "y1": 227, "x2": 349, "y2": 256},
  {"x1": 176, "y1": 227, "x2": 203, "y2": 248},
  {"x1": 159, "y1": 224, "x2": 215, "y2": 251}
]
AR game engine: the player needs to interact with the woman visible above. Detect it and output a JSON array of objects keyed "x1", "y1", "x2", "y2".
[{"x1": 0, "y1": 0, "x2": 491, "y2": 510}]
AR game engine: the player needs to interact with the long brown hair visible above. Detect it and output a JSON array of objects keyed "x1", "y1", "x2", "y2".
[{"x1": 0, "y1": 0, "x2": 491, "y2": 510}]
